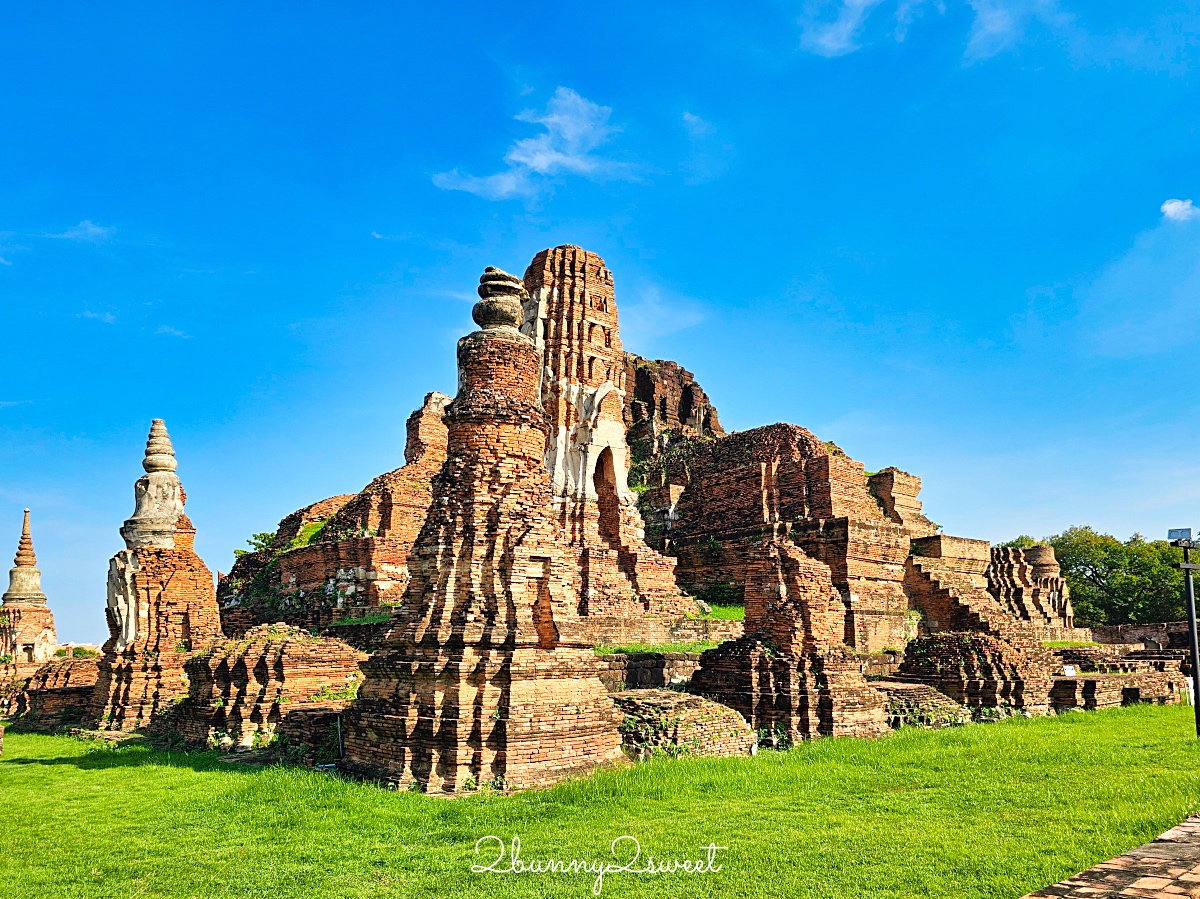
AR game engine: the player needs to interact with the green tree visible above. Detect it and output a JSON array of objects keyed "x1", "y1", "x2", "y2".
[
  {"x1": 1045, "y1": 526, "x2": 1186, "y2": 626},
  {"x1": 233, "y1": 531, "x2": 277, "y2": 557},
  {"x1": 1000, "y1": 535, "x2": 1040, "y2": 549}
]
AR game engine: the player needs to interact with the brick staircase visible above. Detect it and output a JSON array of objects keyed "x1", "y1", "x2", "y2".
[{"x1": 905, "y1": 557, "x2": 1056, "y2": 667}]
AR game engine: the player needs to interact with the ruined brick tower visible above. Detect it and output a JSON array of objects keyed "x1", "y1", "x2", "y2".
[
  {"x1": 91, "y1": 420, "x2": 224, "y2": 730},
  {"x1": 0, "y1": 510, "x2": 58, "y2": 668},
  {"x1": 342, "y1": 266, "x2": 625, "y2": 792},
  {"x1": 522, "y1": 245, "x2": 689, "y2": 617}
]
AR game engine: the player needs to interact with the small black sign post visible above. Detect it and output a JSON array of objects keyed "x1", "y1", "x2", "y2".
[{"x1": 1169, "y1": 529, "x2": 1200, "y2": 737}]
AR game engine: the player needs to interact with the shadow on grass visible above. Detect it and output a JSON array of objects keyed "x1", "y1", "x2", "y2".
[{"x1": 3, "y1": 736, "x2": 299, "y2": 776}]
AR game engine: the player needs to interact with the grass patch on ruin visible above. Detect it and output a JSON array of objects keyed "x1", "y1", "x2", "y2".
[
  {"x1": 703, "y1": 602, "x2": 745, "y2": 620},
  {"x1": 326, "y1": 611, "x2": 395, "y2": 627},
  {"x1": 594, "y1": 641, "x2": 721, "y2": 655},
  {"x1": 1042, "y1": 640, "x2": 1101, "y2": 648},
  {"x1": 686, "y1": 601, "x2": 745, "y2": 620},
  {"x1": 3, "y1": 704, "x2": 1200, "y2": 899}
]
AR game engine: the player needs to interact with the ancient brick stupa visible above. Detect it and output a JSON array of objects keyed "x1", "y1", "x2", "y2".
[
  {"x1": 342, "y1": 267, "x2": 625, "y2": 792},
  {"x1": 91, "y1": 420, "x2": 224, "y2": 730},
  {"x1": 0, "y1": 509, "x2": 58, "y2": 668}
]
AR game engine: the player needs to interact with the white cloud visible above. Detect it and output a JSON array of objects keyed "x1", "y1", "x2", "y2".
[
  {"x1": 796, "y1": 0, "x2": 1076, "y2": 60},
  {"x1": 0, "y1": 231, "x2": 26, "y2": 265},
  {"x1": 433, "y1": 88, "x2": 632, "y2": 201},
  {"x1": 682, "y1": 112, "x2": 717, "y2": 138},
  {"x1": 50, "y1": 220, "x2": 116, "y2": 243},
  {"x1": 79, "y1": 311, "x2": 116, "y2": 324},
  {"x1": 800, "y1": 0, "x2": 887, "y2": 57},
  {"x1": 964, "y1": 0, "x2": 1071, "y2": 61},
  {"x1": 1161, "y1": 199, "x2": 1197, "y2": 222},
  {"x1": 156, "y1": 326, "x2": 189, "y2": 338},
  {"x1": 894, "y1": 0, "x2": 936, "y2": 40},
  {"x1": 1081, "y1": 202, "x2": 1200, "y2": 357}
]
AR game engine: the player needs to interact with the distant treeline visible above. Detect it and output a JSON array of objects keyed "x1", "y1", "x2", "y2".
[{"x1": 1003, "y1": 527, "x2": 1188, "y2": 626}]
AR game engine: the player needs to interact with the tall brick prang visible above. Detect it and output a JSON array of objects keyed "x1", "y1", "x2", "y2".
[
  {"x1": 342, "y1": 266, "x2": 625, "y2": 793},
  {"x1": 522, "y1": 246, "x2": 691, "y2": 618},
  {"x1": 91, "y1": 420, "x2": 224, "y2": 731}
]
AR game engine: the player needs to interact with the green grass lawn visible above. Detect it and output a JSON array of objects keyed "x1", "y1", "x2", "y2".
[{"x1": 3, "y1": 705, "x2": 1199, "y2": 899}]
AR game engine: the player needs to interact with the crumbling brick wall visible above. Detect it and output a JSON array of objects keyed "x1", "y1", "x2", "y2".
[
  {"x1": 219, "y1": 393, "x2": 451, "y2": 632},
  {"x1": 893, "y1": 632, "x2": 1052, "y2": 714},
  {"x1": 623, "y1": 354, "x2": 724, "y2": 459},
  {"x1": 1050, "y1": 671, "x2": 1182, "y2": 711},
  {"x1": 217, "y1": 494, "x2": 355, "y2": 622},
  {"x1": 173, "y1": 624, "x2": 363, "y2": 749},
  {"x1": 689, "y1": 537, "x2": 888, "y2": 741},
  {"x1": 612, "y1": 689, "x2": 754, "y2": 758},
  {"x1": 13, "y1": 658, "x2": 99, "y2": 729},
  {"x1": 632, "y1": 424, "x2": 922, "y2": 653},
  {"x1": 594, "y1": 651, "x2": 707, "y2": 692},
  {"x1": 867, "y1": 468, "x2": 937, "y2": 537}
]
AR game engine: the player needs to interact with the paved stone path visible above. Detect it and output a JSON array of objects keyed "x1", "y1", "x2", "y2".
[{"x1": 1025, "y1": 816, "x2": 1200, "y2": 898}]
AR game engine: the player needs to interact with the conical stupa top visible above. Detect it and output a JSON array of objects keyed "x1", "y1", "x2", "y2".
[
  {"x1": 14, "y1": 509, "x2": 36, "y2": 568},
  {"x1": 143, "y1": 419, "x2": 178, "y2": 474},
  {"x1": 4, "y1": 508, "x2": 46, "y2": 606}
]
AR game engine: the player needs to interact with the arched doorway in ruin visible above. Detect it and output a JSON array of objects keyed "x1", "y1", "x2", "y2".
[{"x1": 593, "y1": 446, "x2": 621, "y2": 547}]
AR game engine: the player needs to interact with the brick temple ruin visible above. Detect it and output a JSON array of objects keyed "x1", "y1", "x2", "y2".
[{"x1": 2, "y1": 243, "x2": 1189, "y2": 795}]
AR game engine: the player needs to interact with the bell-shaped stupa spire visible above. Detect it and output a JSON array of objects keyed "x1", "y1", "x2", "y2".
[
  {"x1": 119, "y1": 419, "x2": 185, "y2": 550},
  {"x1": 3, "y1": 509, "x2": 47, "y2": 607},
  {"x1": 142, "y1": 418, "x2": 178, "y2": 474}
]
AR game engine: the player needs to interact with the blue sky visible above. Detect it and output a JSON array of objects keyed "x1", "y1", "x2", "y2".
[{"x1": 3, "y1": 1, "x2": 1199, "y2": 642}]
